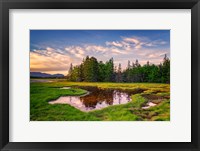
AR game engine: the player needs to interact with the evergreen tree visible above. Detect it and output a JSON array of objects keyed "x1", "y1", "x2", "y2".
[
  {"x1": 104, "y1": 58, "x2": 114, "y2": 82},
  {"x1": 135, "y1": 59, "x2": 140, "y2": 67},
  {"x1": 83, "y1": 56, "x2": 98, "y2": 82},
  {"x1": 68, "y1": 63, "x2": 73, "y2": 80},
  {"x1": 162, "y1": 54, "x2": 170, "y2": 83},
  {"x1": 127, "y1": 60, "x2": 131, "y2": 69},
  {"x1": 116, "y1": 63, "x2": 122, "y2": 82},
  {"x1": 67, "y1": 55, "x2": 170, "y2": 83}
]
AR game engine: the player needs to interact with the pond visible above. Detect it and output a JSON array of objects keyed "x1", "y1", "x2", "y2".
[{"x1": 49, "y1": 86, "x2": 145, "y2": 112}]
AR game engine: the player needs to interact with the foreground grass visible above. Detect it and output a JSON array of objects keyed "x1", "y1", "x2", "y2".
[{"x1": 30, "y1": 80, "x2": 170, "y2": 121}]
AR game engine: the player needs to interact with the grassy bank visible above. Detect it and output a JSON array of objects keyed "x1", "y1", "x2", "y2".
[{"x1": 30, "y1": 80, "x2": 170, "y2": 121}]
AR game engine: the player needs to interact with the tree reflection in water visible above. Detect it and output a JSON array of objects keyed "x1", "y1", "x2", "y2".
[
  {"x1": 49, "y1": 86, "x2": 145, "y2": 111},
  {"x1": 79, "y1": 86, "x2": 141, "y2": 110}
]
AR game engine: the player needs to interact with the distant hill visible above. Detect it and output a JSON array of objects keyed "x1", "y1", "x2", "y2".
[{"x1": 30, "y1": 72, "x2": 64, "y2": 78}]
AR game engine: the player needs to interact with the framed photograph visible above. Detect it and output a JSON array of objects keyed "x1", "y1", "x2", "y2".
[{"x1": 0, "y1": 0, "x2": 200, "y2": 150}]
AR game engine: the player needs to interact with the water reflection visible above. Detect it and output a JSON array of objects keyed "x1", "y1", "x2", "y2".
[{"x1": 49, "y1": 86, "x2": 144, "y2": 112}]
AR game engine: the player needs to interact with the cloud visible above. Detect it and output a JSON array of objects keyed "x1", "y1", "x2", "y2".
[
  {"x1": 106, "y1": 41, "x2": 123, "y2": 47},
  {"x1": 110, "y1": 48, "x2": 128, "y2": 55},
  {"x1": 30, "y1": 35, "x2": 169, "y2": 74},
  {"x1": 46, "y1": 47, "x2": 54, "y2": 51},
  {"x1": 144, "y1": 40, "x2": 168, "y2": 47},
  {"x1": 84, "y1": 45, "x2": 107, "y2": 53},
  {"x1": 123, "y1": 37, "x2": 140, "y2": 44},
  {"x1": 105, "y1": 36, "x2": 167, "y2": 50},
  {"x1": 65, "y1": 46, "x2": 85, "y2": 59},
  {"x1": 30, "y1": 48, "x2": 73, "y2": 75},
  {"x1": 146, "y1": 52, "x2": 167, "y2": 59},
  {"x1": 105, "y1": 37, "x2": 142, "y2": 50},
  {"x1": 122, "y1": 37, "x2": 144, "y2": 49}
]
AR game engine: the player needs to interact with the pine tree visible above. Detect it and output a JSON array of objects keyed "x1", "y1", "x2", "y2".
[
  {"x1": 135, "y1": 59, "x2": 140, "y2": 67},
  {"x1": 116, "y1": 63, "x2": 122, "y2": 82},
  {"x1": 127, "y1": 60, "x2": 131, "y2": 69},
  {"x1": 162, "y1": 54, "x2": 170, "y2": 83},
  {"x1": 67, "y1": 56, "x2": 170, "y2": 83},
  {"x1": 147, "y1": 61, "x2": 150, "y2": 66},
  {"x1": 132, "y1": 62, "x2": 135, "y2": 68},
  {"x1": 68, "y1": 63, "x2": 73, "y2": 80}
]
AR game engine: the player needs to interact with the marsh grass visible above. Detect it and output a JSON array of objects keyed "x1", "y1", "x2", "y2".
[{"x1": 30, "y1": 80, "x2": 170, "y2": 121}]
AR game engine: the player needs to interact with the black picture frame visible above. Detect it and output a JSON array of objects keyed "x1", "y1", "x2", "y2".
[{"x1": 0, "y1": 0, "x2": 200, "y2": 150}]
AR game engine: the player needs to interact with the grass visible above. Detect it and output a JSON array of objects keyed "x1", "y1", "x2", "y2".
[{"x1": 30, "y1": 80, "x2": 170, "y2": 121}]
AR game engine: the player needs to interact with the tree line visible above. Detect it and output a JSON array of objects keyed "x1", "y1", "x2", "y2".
[{"x1": 67, "y1": 55, "x2": 170, "y2": 83}]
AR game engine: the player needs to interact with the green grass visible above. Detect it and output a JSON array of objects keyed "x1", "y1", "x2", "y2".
[{"x1": 30, "y1": 80, "x2": 170, "y2": 121}]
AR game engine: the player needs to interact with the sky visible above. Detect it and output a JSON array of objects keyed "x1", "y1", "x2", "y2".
[{"x1": 30, "y1": 30, "x2": 170, "y2": 75}]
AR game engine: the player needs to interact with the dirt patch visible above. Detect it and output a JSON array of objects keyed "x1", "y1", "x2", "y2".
[
  {"x1": 142, "y1": 94, "x2": 169, "y2": 103},
  {"x1": 129, "y1": 109, "x2": 159, "y2": 120},
  {"x1": 163, "y1": 96, "x2": 170, "y2": 99},
  {"x1": 151, "y1": 90, "x2": 162, "y2": 94},
  {"x1": 127, "y1": 88, "x2": 147, "y2": 95},
  {"x1": 142, "y1": 94, "x2": 164, "y2": 100}
]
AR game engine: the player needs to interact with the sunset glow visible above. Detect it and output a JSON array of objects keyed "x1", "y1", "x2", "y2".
[{"x1": 30, "y1": 30, "x2": 170, "y2": 75}]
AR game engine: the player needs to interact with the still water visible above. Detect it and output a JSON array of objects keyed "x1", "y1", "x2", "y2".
[{"x1": 49, "y1": 87, "x2": 145, "y2": 112}]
